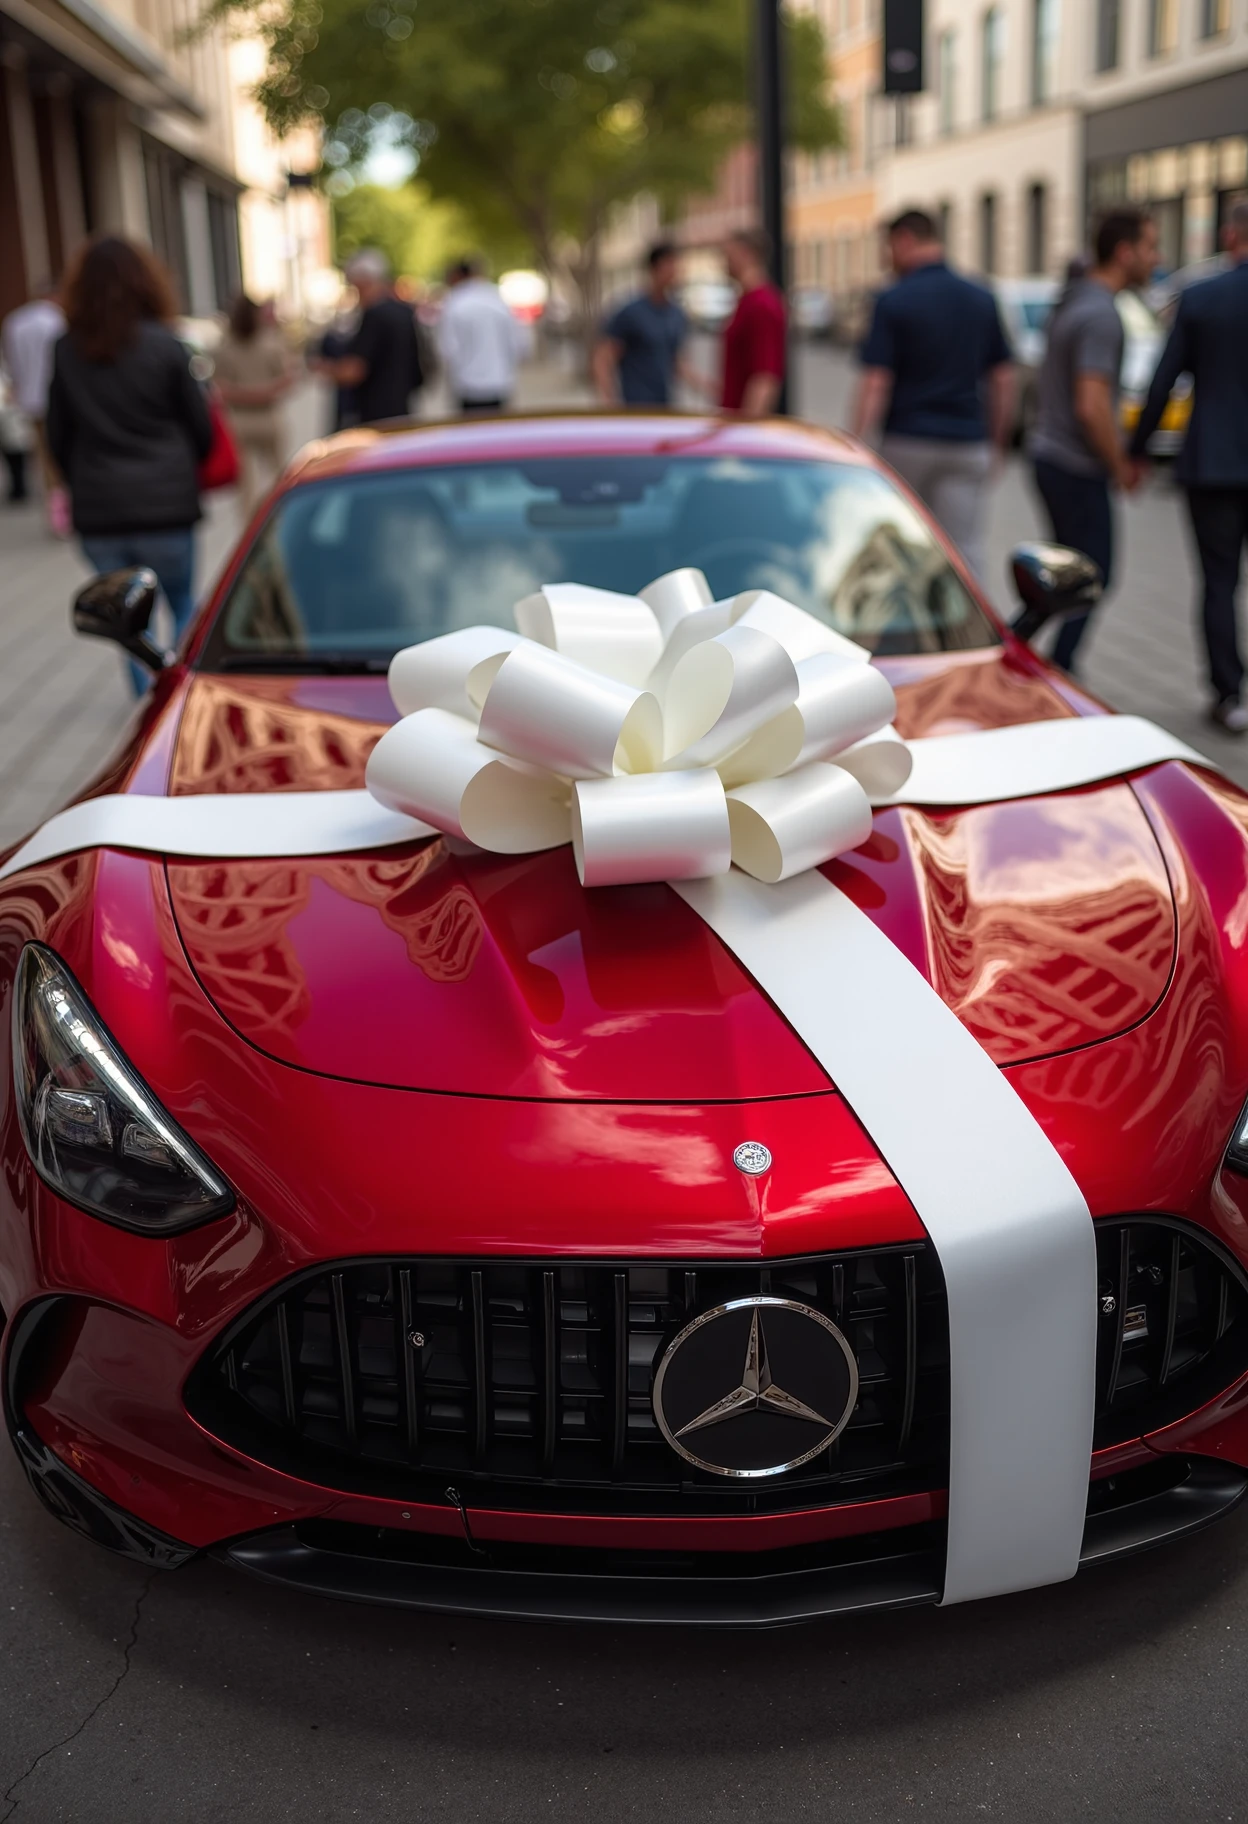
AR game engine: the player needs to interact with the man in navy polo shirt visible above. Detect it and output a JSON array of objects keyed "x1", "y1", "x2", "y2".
[
  {"x1": 851, "y1": 210, "x2": 1014, "y2": 579},
  {"x1": 593, "y1": 243, "x2": 690, "y2": 408}
]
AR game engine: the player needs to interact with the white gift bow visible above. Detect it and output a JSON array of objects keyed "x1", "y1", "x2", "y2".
[{"x1": 365, "y1": 569, "x2": 914, "y2": 889}]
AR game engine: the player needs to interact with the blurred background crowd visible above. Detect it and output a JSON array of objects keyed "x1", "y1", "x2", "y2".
[{"x1": 0, "y1": 0, "x2": 1246, "y2": 720}]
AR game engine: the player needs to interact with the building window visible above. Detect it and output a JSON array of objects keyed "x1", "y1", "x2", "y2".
[
  {"x1": 1032, "y1": 0, "x2": 1058, "y2": 104},
  {"x1": 1026, "y1": 182, "x2": 1048, "y2": 272},
  {"x1": 939, "y1": 29, "x2": 957, "y2": 135},
  {"x1": 1200, "y1": 0, "x2": 1230, "y2": 35},
  {"x1": 980, "y1": 191, "x2": 998, "y2": 273},
  {"x1": 1147, "y1": 0, "x2": 1177, "y2": 56},
  {"x1": 1095, "y1": 0, "x2": 1120, "y2": 71},
  {"x1": 981, "y1": 8, "x2": 1004, "y2": 123},
  {"x1": 938, "y1": 199, "x2": 954, "y2": 251}
]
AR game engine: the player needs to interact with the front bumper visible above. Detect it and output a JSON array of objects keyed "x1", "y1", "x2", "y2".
[
  {"x1": 215, "y1": 1458, "x2": 1248, "y2": 1625},
  {"x1": 9, "y1": 1218, "x2": 1248, "y2": 1622},
  {"x1": 11, "y1": 1414, "x2": 1244, "y2": 1623}
]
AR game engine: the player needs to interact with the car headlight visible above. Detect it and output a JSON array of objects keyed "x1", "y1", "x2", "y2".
[
  {"x1": 1225, "y1": 1101, "x2": 1248, "y2": 1177},
  {"x1": 11, "y1": 943, "x2": 234, "y2": 1233}
]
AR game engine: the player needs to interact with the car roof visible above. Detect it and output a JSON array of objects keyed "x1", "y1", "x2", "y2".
[{"x1": 281, "y1": 410, "x2": 873, "y2": 492}]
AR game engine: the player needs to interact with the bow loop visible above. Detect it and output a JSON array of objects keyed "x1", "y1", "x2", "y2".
[
  {"x1": 661, "y1": 625, "x2": 799, "y2": 768},
  {"x1": 477, "y1": 643, "x2": 663, "y2": 779},
  {"x1": 516, "y1": 583, "x2": 664, "y2": 684},
  {"x1": 365, "y1": 570, "x2": 911, "y2": 887}
]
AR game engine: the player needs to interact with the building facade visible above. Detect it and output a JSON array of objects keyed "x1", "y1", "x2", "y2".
[
  {"x1": 876, "y1": 0, "x2": 1247, "y2": 282},
  {"x1": 0, "y1": 0, "x2": 330, "y2": 325},
  {"x1": 876, "y1": 0, "x2": 1084, "y2": 280},
  {"x1": 1083, "y1": 1, "x2": 1248, "y2": 272}
]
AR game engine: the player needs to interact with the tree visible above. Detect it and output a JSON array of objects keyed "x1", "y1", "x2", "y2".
[
  {"x1": 206, "y1": 0, "x2": 841, "y2": 329},
  {"x1": 332, "y1": 181, "x2": 487, "y2": 283}
]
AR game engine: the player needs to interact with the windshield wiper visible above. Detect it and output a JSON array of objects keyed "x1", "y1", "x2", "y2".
[{"x1": 209, "y1": 652, "x2": 394, "y2": 675}]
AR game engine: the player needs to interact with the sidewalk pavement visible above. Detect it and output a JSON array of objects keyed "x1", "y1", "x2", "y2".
[{"x1": 1, "y1": 345, "x2": 1245, "y2": 855}]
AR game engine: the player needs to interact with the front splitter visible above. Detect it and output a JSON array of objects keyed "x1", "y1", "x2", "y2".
[{"x1": 216, "y1": 1457, "x2": 1248, "y2": 1626}]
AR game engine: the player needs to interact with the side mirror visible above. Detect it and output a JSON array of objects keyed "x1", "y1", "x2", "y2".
[
  {"x1": 1009, "y1": 543, "x2": 1103, "y2": 645},
  {"x1": 72, "y1": 568, "x2": 171, "y2": 672}
]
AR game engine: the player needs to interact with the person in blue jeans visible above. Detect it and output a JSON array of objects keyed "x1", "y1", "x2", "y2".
[
  {"x1": 78, "y1": 528, "x2": 196, "y2": 694},
  {"x1": 46, "y1": 236, "x2": 212, "y2": 694}
]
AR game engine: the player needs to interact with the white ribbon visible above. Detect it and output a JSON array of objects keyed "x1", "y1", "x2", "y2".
[
  {"x1": 0, "y1": 714, "x2": 1203, "y2": 889},
  {"x1": 0, "y1": 573, "x2": 1218, "y2": 1610},
  {"x1": 676, "y1": 873, "x2": 1096, "y2": 1605},
  {"x1": 365, "y1": 571, "x2": 906, "y2": 889}
]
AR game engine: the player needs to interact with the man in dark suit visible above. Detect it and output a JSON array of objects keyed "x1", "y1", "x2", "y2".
[{"x1": 1130, "y1": 202, "x2": 1248, "y2": 733}]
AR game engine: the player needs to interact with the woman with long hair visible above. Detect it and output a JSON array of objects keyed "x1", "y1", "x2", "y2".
[
  {"x1": 213, "y1": 292, "x2": 293, "y2": 516},
  {"x1": 46, "y1": 236, "x2": 212, "y2": 691}
]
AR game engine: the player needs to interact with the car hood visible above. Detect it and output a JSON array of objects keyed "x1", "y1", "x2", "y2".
[{"x1": 166, "y1": 668, "x2": 1177, "y2": 1100}]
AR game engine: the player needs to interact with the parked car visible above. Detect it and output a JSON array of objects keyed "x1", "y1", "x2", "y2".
[
  {"x1": 993, "y1": 277, "x2": 1058, "y2": 444},
  {"x1": 5, "y1": 412, "x2": 1248, "y2": 1624},
  {"x1": 1116, "y1": 286, "x2": 1193, "y2": 457},
  {"x1": 791, "y1": 285, "x2": 836, "y2": 339},
  {"x1": 679, "y1": 278, "x2": 736, "y2": 332}
]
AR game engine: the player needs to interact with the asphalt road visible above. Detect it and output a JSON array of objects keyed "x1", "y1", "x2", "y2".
[
  {"x1": 4, "y1": 1437, "x2": 1248, "y2": 1822},
  {"x1": 3, "y1": 344, "x2": 1248, "y2": 1822}
]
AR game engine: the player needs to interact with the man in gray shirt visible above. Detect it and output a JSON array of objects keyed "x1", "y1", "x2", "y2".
[{"x1": 1030, "y1": 210, "x2": 1157, "y2": 672}]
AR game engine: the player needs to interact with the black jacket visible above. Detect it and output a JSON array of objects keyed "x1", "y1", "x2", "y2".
[
  {"x1": 348, "y1": 296, "x2": 424, "y2": 423},
  {"x1": 46, "y1": 322, "x2": 214, "y2": 535},
  {"x1": 1130, "y1": 262, "x2": 1248, "y2": 487}
]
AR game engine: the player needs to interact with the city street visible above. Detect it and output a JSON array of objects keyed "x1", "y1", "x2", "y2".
[{"x1": 2, "y1": 348, "x2": 1248, "y2": 1822}]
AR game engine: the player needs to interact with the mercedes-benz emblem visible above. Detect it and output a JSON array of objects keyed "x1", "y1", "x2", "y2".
[
  {"x1": 732, "y1": 1141, "x2": 772, "y2": 1176},
  {"x1": 651, "y1": 1296, "x2": 859, "y2": 1478}
]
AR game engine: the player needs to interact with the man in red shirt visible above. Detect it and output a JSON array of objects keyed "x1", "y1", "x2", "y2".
[{"x1": 720, "y1": 227, "x2": 787, "y2": 417}]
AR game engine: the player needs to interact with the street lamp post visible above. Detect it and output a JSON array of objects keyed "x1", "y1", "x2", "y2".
[{"x1": 755, "y1": 0, "x2": 790, "y2": 413}]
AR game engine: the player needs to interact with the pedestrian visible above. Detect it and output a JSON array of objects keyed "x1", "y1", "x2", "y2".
[
  {"x1": 212, "y1": 294, "x2": 294, "y2": 516},
  {"x1": 593, "y1": 242, "x2": 691, "y2": 408},
  {"x1": 332, "y1": 250, "x2": 424, "y2": 425},
  {"x1": 437, "y1": 258, "x2": 527, "y2": 414},
  {"x1": 850, "y1": 209, "x2": 1014, "y2": 581},
  {"x1": 1128, "y1": 202, "x2": 1248, "y2": 734},
  {"x1": 1, "y1": 277, "x2": 69, "y2": 535},
  {"x1": 45, "y1": 235, "x2": 212, "y2": 694},
  {"x1": 718, "y1": 228, "x2": 787, "y2": 419},
  {"x1": 1029, "y1": 208, "x2": 1158, "y2": 672},
  {"x1": 0, "y1": 359, "x2": 32, "y2": 503}
]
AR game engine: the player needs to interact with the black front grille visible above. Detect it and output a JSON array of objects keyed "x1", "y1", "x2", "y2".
[
  {"x1": 1094, "y1": 1217, "x2": 1248, "y2": 1447},
  {"x1": 185, "y1": 1219, "x2": 1248, "y2": 1518},
  {"x1": 187, "y1": 1248, "x2": 950, "y2": 1515}
]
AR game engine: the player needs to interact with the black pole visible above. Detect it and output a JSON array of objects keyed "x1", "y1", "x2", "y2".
[{"x1": 755, "y1": 0, "x2": 790, "y2": 413}]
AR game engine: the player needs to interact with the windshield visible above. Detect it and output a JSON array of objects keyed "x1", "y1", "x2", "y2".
[{"x1": 200, "y1": 455, "x2": 998, "y2": 671}]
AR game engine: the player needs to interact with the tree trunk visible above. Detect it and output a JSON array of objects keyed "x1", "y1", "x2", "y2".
[{"x1": 560, "y1": 221, "x2": 603, "y2": 380}]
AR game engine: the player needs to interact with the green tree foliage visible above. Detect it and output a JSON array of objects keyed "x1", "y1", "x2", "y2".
[
  {"x1": 208, "y1": 0, "x2": 840, "y2": 316},
  {"x1": 332, "y1": 181, "x2": 491, "y2": 282}
]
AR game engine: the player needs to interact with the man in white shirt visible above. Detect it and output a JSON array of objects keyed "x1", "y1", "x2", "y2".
[
  {"x1": 437, "y1": 260, "x2": 528, "y2": 414},
  {"x1": 1, "y1": 282, "x2": 68, "y2": 533}
]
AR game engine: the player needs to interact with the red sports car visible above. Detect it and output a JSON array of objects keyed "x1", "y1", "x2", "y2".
[{"x1": 4, "y1": 412, "x2": 1248, "y2": 1625}]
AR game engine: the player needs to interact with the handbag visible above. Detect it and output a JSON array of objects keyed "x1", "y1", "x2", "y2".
[{"x1": 198, "y1": 392, "x2": 240, "y2": 491}]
